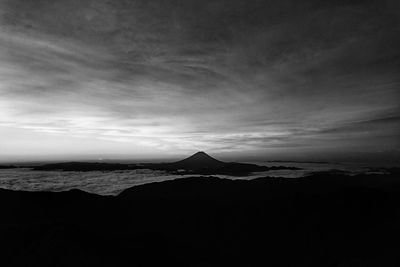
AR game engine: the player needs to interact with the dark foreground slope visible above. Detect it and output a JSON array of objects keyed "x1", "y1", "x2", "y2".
[{"x1": 1, "y1": 171, "x2": 400, "y2": 267}]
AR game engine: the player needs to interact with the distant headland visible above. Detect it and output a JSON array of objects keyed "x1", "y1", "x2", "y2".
[{"x1": 32, "y1": 151, "x2": 300, "y2": 175}]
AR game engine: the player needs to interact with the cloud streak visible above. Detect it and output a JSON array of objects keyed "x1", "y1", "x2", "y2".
[{"x1": 0, "y1": 0, "x2": 399, "y2": 162}]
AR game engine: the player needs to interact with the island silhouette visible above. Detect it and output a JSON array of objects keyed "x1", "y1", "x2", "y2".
[
  {"x1": 33, "y1": 151, "x2": 300, "y2": 175},
  {"x1": 172, "y1": 151, "x2": 225, "y2": 169}
]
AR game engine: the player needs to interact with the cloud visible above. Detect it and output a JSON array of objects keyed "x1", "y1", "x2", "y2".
[{"x1": 0, "y1": 0, "x2": 399, "y2": 161}]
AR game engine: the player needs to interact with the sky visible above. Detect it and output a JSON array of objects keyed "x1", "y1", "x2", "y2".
[{"x1": 0, "y1": 0, "x2": 399, "y2": 163}]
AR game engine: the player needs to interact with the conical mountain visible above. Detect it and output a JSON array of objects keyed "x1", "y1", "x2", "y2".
[{"x1": 173, "y1": 151, "x2": 225, "y2": 170}]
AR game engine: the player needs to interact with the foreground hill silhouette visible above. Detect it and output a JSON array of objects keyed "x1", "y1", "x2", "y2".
[
  {"x1": 1, "y1": 169, "x2": 400, "y2": 267},
  {"x1": 33, "y1": 151, "x2": 299, "y2": 175}
]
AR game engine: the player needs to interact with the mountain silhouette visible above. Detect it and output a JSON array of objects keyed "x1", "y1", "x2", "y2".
[
  {"x1": 171, "y1": 151, "x2": 225, "y2": 170},
  {"x1": 33, "y1": 151, "x2": 300, "y2": 175}
]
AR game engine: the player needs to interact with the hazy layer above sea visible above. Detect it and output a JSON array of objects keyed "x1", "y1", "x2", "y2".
[{"x1": 0, "y1": 161, "x2": 396, "y2": 195}]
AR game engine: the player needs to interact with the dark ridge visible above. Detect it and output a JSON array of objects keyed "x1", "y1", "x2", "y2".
[
  {"x1": 0, "y1": 165, "x2": 18, "y2": 169},
  {"x1": 1, "y1": 172, "x2": 400, "y2": 266},
  {"x1": 172, "y1": 151, "x2": 225, "y2": 169},
  {"x1": 265, "y1": 160, "x2": 332, "y2": 164},
  {"x1": 32, "y1": 152, "x2": 301, "y2": 175},
  {"x1": 33, "y1": 161, "x2": 141, "y2": 171}
]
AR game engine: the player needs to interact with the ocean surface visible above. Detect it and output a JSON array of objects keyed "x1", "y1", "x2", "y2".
[{"x1": 0, "y1": 161, "x2": 389, "y2": 195}]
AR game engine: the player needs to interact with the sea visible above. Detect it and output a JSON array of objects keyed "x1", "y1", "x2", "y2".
[{"x1": 1, "y1": 161, "x2": 395, "y2": 196}]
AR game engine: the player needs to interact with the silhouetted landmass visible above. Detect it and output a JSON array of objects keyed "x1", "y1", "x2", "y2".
[
  {"x1": 309, "y1": 169, "x2": 353, "y2": 176},
  {"x1": 174, "y1": 151, "x2": 226, "y2": 169},
  {"x1": 0, "y1": 165, "x2": 17, "y2": 169},
  {"x1": 265, "y1": 160, "x2": 332, "y2": 164},
  {"x1": 1, "y1": 170, "x2": 400, "y2": 266},
  {"x1": 33, "y1": 161, "x2": 139, "y2": 171},
  {"x1": 33, "y1": 151, "x2": 301, "y2": 175}
]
